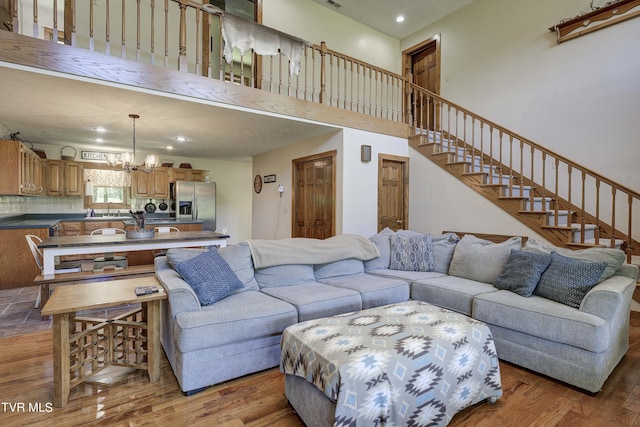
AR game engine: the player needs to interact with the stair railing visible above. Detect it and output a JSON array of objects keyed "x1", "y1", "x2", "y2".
[{"x1": 408, "y1": 82, "x2": 639, "y2": 260}]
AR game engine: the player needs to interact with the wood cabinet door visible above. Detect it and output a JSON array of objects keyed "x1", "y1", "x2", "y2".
[
  {"x1": 64, "y1": 161, "x2": 83, "y2": 196},
  {"x1": 189, "y1": 170, "x2": 205, "y2": 182},
  {"x1": 152, "y1": 168, "x2": 169, "y2": 198},
  {"x1": 0, "y1": 227, "x2": 50, "y2": 289},
  {"x1": 131, "y1": 170, "x2": 151, "y2": 197},
  {"x1": 45, "y1": 160, "x2": 65, "y2": 196},
  {"x1": 170, "y1": 169, "x2": 188, "y2": 182}
]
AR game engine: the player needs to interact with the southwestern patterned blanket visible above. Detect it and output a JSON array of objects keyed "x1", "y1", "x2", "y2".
[{"x1": 280, "y1": 301, "x2": 502, "y2": 426}]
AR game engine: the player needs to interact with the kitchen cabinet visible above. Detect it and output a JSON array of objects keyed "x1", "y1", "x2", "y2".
[
  {"x1": 45, "y1": 160, "x2": 84, "y2": 197},
  {"x1": 0, "y1": 139, "x2": 45, "y2": 196},
  {"x1": 131, "y1": 167, "x2": 169, "y2": 198},
  {"x1": 169, "y1": 168, "x2": 205, "y2": 182},
  {"x1": 0, "y1": 227, "x2": 50, "y2": 289}
]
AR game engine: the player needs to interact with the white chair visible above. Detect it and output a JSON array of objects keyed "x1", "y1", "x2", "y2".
[
  {"x1": 214, "y1": 227, "x2": 228, "y2": 234},
  {"x1": 90, "y1": 228, "x2": 126, "y2": 236},
  {"x1": 153, "y1": 226, "x2": 180, "y2": 257},
  {"x1": 25, "y1": 235, "x2": 80, "y2": 309},
  {"x1": 154, "y1": 226, "x2": 180, "y2": 234},
  {"x1": 90, "y1": 228, "x2": 127, "y2": 270}
]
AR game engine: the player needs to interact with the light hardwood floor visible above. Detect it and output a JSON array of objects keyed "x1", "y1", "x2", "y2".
[{"x1": 0, "y1": 310, "x2": 638, "y2": 426}]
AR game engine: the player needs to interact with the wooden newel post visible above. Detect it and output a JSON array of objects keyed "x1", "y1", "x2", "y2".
[
  {"x1": 178, "y1": 0, "x2": 188, "y2": 72},
  {"x1": 404, "y1": 71, "x2": 413, "y2": 127},
  {"x1": 319, "y1": 41, "x2": 328, "y2": 105}
]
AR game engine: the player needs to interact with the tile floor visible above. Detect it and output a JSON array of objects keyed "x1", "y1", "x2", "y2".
[{"x1": 0, "y1": 285, "x2": 140, "y2": 338}]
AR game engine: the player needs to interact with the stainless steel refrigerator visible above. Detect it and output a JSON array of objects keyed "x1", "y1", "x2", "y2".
[{"x1": 176, "y1": 181, "x2": 216, "y2": 231}]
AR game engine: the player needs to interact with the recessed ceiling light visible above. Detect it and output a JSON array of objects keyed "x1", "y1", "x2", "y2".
[
  {"x1": 166, "y1": 145, "x2": 174, "y2": 150},
  {"x1": 95, "y1": 138, "x2": 104, "y2": 143},
  {"x1": 94, "y1": 127, "x2": 106, "y2": 133},
  {"x1": 176, "y1": 136, "x2": 187, "y2": 142},
  {"x1": 396, "y1": 15, "x2": 405, "y2": 23}
]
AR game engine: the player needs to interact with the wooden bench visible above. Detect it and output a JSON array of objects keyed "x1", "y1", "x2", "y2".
[{"x1": 35, "y1": 264, "x2": 156, "y2": 311}]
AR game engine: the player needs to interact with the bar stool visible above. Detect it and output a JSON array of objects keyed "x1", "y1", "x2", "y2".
[{"x1": 90, "y1": 228, "x2": 128, "y2": 270}]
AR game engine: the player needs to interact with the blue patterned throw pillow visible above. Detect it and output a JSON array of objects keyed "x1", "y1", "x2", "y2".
[
  {"x1": 389, "y1": 233, "x2": 435, "y2": 272},
  {"x1": 174, "y1": 247, "x2": 244, "y2": 306},
  {"x1": 534, "y1": 251, "x2": 607, "y2": 309},
  {"x1": 494, "y1": 249, "x2": 551, "y2": 297}
]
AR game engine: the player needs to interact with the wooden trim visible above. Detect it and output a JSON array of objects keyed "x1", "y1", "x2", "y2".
[
  {"x1": 549, "y1": 0, "x2": 640, "y2": 44},
  {"x1": 378, "y1": 153, "x2": 410, "y2": 231}
]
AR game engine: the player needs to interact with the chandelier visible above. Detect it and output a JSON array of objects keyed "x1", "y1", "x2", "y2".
[{"x1": 106, "y1": 114, "x2": 158, "y2": 173}]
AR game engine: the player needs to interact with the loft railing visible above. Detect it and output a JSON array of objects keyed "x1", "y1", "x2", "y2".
[
  {"x1": 6, "y1": 0, "x2": 405, "y2": 123},
  {"x1": 407, "y1": 82, "x2": 639, "y2": 261},
  {"x1": 5, "y1": 1, "x2": 638, "y2": 259}
]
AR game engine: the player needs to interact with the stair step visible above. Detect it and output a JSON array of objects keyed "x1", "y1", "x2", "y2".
[
  {"x1": 568, "y1": 238, "x2": 624, "y2": 249},
  {"x1": 502, "y1": 185, "x2": 533, "y2": 198}
]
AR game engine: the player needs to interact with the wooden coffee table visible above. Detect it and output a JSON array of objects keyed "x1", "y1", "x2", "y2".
[{"x1": 41, "y1": 277, "x2": 167, "y2": 407}]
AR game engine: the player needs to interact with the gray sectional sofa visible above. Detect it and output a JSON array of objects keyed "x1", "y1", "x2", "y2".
[{"x1": 154, "y1": 230, "x2": 638, "y2": 395}]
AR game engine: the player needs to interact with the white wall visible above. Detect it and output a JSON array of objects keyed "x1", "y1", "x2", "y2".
[
  {"x1": 263, "y1": 0, "x2": 402, "y2": 74},
  {"x1": 404, "y1": 0, "x2": 640, "y2": 240},
  {"x1": 252, "y1": 127, "x2": 407, "y2": 239},
  {"x1": 341, "y1": 128, "x2": 408, "y2": 237}
]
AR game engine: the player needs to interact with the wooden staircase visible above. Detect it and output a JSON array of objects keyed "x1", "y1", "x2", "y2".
[{"x1": 406, "y1": 90, "x2": 640, "y2": 263}]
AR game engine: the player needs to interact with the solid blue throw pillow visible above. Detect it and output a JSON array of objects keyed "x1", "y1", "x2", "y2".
[{"x1": 174, "y1": 247, "x2": 244, "y2": 306}]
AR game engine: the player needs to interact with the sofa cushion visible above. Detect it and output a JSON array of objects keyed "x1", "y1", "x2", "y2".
[
  {"x1": 364, "y1": 227, "x2": 395, "y2": 271},
  {"x1": 411, "y1": 275, "x2": 498, "y2": 316},
  {"x1": 473, "y1": 290, "x2": 609, "y2": 352},
  {"x1": 260, "y1": 282, "x2": 362, "y2": 322},
  {"x1": 173, "y1": 290, "x2": 298, "y2": 352},
  {"x1": 174, "y1": 248, "x2": 245, "y2": 306},
  {"x1": 314, "y1": 259, "x2": 364, "y2": 280},
  {"x1": 255, "y1": 264, "x2": 316, "y2": 288},
  {"x1": 366, "y1": 269, "x2": 446, "y2": 284},
  {"x1": 448, "y1": 234, "x2": 522, "y2": 283},
  {"x1": 431, "y1": 232, "x2": 460, "y2": 274},
  {"x1": 389, "y1": 233, "x2": 435, "y2": 271},
  {"x1": 533, "y1": 252, "x2": 607, "y2": 309},
  {"x1": 319, "y1": 273, "x2": 409, "y2": 309},
  {"x1": 166, "y1": 248, "x2": 208, "y2": 268},
  {"x1": 218, "y1": 242, "x2": 260, "y2": 292},
  {"x1": 494, "y1": 249, "x2": 551, "y2": 297},
  {"x1": 524, "y1": 239, "x2": 625, "y2": 283},
  {"x1": 167, "y1": 243, "x2": 259, "y2": 293}
]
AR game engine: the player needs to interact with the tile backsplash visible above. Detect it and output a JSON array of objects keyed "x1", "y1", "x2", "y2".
[{"x1": 0, "y1": 196, "x2": 85, "y2": 215}]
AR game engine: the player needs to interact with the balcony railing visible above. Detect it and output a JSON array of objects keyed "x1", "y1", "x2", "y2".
[{"x1": 6, "y1": 0, "x2": 405, "y2": 123}]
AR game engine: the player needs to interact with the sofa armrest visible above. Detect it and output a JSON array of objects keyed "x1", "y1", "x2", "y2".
[
  {"x1": 580, "y1": 274, "x2": 636, "y2": 322},
  {"x1": 155, "y1": 256, "x2": 201, "y2": 315}
]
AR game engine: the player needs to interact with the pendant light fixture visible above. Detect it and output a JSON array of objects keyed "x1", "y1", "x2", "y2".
[{"x1": 106, "y1": 114, "x2": 158, "y2": 173}]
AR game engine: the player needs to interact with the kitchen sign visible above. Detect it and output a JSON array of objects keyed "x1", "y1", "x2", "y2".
[{"x1": 81, "y1": 151, "x2": 110, "y2": 161}]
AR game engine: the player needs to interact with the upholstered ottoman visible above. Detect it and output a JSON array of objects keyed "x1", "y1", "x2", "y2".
[{"x1": 280, "y1": 301, "x2": 502, "y2": 426}]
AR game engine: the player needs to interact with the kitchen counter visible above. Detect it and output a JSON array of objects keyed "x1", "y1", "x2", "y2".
[{"x1": 0, "y1": 214, "x2": 202, "y2": 229}]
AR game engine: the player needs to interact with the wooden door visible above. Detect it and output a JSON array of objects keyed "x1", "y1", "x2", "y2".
[
  {"x1": 403, "y1": 36, "x2": 441, "y2": 130},
  {"x1": 293, "y1": 151, "x2": 336, "y2": 239},
  {"x1": 378, "y1": 154, "x2": 409, "y2": 232}
]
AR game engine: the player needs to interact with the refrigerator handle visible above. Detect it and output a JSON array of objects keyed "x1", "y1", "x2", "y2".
[{"x1": 193, "y1": 197, "x2": 197, "y2": 220}]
